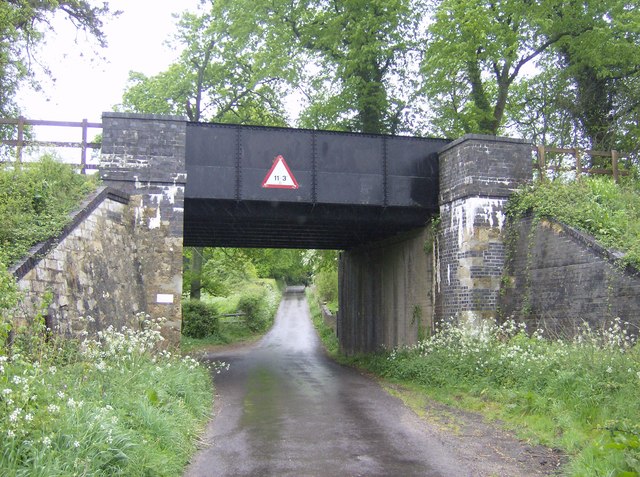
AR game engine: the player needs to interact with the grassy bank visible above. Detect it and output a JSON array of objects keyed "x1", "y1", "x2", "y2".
[
  {"x1": 0, "y1": 315, "x2": 215, "y2": 476},
  {"x1": 0, "y1": 156, "x2": 97, "y2": 267},
  {"x1": 181, "y1": 279, "x2": 283, "y2": 354},
  {"x1": 507, "y1": 176, "x2": 640, "y2": 268}
]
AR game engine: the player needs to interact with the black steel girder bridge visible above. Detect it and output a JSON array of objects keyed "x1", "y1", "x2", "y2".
[{"x1": 183, "y1": 123, "x2": 449, "y2": 250}]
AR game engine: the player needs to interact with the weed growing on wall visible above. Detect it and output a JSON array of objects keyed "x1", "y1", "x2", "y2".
[
  {"x1": 0, "y1": 314, "x2": 219, "y2": 476},
  {"x1": 353, "y1": 318, "x2": 639, "y2": 476}
]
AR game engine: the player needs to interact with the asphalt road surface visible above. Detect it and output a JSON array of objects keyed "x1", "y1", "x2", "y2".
[{"x1": 184, "y1": 287, "x2": 473, "y2": 477}]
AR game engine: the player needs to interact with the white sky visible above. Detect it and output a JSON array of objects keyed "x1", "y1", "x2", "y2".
[{"x1": 16, "y1": 0, "x2": 201, "y2": 124}]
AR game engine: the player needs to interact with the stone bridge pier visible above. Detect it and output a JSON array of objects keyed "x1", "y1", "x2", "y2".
[{"x1": 99, "y1": 113, "x2": 187, "y2": 344}]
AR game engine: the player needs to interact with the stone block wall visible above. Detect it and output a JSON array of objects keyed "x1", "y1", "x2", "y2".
[
  {"x1": 499, "y1": 216, "x2": 640, "y2": 336},
  {"x1": 100, "y1": 113, "x2": 187, "y2": 344},
  {"x1": 10, "y1": 187, "x2": 147, "y2": 336},
  {"x1": 436, "y1": 135, "x2": 532, "y2": 325},
  {"x1": 338, "y1": 227, "x2": 434, "y2": 354}
]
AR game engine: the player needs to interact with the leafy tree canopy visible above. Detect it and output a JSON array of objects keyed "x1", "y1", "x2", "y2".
[
  {"x1": 422, "y1": 0, "x2": 640, "y2": 161},
  {"x1": 0, "y1": 0, "x2": 114, "y2": 117}
]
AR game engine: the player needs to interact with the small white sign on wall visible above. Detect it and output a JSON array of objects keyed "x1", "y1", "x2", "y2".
[{"x1": 156, "y1": 293, "x2": 174, "y2": 304}]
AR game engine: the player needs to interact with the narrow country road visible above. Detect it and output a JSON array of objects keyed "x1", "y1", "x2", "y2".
[
  {"x1": 185, "y1": 286, "x2": 464, "y2": 477},
  {"x1": 184, "y1": 287, "x2": 556, "y2": 477}
]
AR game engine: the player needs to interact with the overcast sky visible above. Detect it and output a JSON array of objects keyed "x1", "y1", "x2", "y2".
[{"x1": 16, "y1": 0, "x2": 201, "y2": 124}]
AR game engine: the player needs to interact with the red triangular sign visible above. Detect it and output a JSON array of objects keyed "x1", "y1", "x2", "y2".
[{"x1": 261, "y1": 155, "x2": 299, "y2": 189}]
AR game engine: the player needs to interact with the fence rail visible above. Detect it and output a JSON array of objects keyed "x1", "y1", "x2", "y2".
[
  {"x1": 0, "y1": 117, "x2": 102, "y2": 173},
  {"x1": 534, "y1": 145, "x2": 629, "y2": 183}
]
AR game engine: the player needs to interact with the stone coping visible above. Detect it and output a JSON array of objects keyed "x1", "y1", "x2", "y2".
[
  {"x1": 102, "y1": 111, "x2": 187, "y2": 122},
  {"x1": 9, "y1": 186, "x2": 130, "y2": 280},
  {"x1": 438, "y1": 134, "x2": 531, "y2": 155}
]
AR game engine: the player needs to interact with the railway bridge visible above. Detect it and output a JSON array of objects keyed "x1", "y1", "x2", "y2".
[{"x1": 99, "y1": 113, "x2": 531, "y2": 353}]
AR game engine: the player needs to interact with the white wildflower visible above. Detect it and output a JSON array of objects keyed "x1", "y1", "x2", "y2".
[{"x1": 9, "y1": 409, "x2": 20, "y2": 422}]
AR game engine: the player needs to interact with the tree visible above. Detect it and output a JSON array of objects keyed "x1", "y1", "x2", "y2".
[
  {"x1": 120, "y1": 3, "x2": 292, "y2": 300},
  {"x1": 0, "y1": 0, "x2": 113, "y2": 118},
  {"x1": 552, "y1": 1, "x2": 640, "y2": 162},
  {"x1": 507, "y1": 58, "x2": 581, "y2": 148},
  {"x1": 120, "y1": 7, "x2": 288, "y2": 125},
  {"x1": 215, "y1": 0, "x2": 422, "y2": 134},
  {"x1": 421, "y1": 0, "x2": 639, "y2": 146}
]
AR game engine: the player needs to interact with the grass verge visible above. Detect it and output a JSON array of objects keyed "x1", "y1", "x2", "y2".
[
  {"x1": 356, "y1": 322, "x2": 639, "y2": 476},
  {"x1": 307, "y1": 287, "x2": 640, "y2": 476},
  {"x1": 306, "y1": 288, "x2": 339, "y2": 358},
  {"x1": 1, "y1": 315, "x2": 215, "y2": 476}
]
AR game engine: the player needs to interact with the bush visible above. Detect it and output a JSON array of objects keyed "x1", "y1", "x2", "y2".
[
  {"x1": 237, "y1": 287, "x2": 268, "y2": 332},
  {"x1": 314, "y1": 267, "x2": 338, "y2": 312},
  {"x1": 182, "y1": 300, "x2": 220, "y2": 339},
  {"x1": 0, "y1": 155, "x2": 97, "y2": 266}
]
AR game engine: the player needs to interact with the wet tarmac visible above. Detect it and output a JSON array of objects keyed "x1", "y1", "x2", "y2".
[{"x1": 184, "y1": 287, "x2": 469, "y2": 477}]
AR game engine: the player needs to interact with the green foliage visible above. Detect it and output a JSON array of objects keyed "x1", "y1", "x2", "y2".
[
  {"x1": 350, "y1": 318, "x2": 640, "y2": 476},
  {"x1": 0, "y1": 262, "x2": 19, "y2": 318},
  {"x1": 0, "y1": 155, "x2": 98, "y2": 267},
  {"x1": 238, "y1": 287, "x2": 270, "y2": 332},
  {"x1": 181, "y1": 279, "x2": 282, "y2": 352},
  {"x1": 314, "y1": 267, "x2": 338, "y2": 313},
  {"x1": 182, "y1": 247, "x2": 309, "y2": 300},
  {"x1": 244, "y1": 248, "x2": 312, "y2": 285},
  {"x1": 0, "y1": 314, "x2": 215, "y2": 476},
  {"x1": 0, "y1": 0, "x2": 112, "y2": 120},
  {"x1": 306, "y1": 288, "x2": 339, "y2": 358},
  {"x1": 423, "y1": 0, "x2": 640, "y2": 159},
  {"x1": 119, "y1": 4, "x2": 288, "y2": 125},
  {"x1": 181, "y1": 300, "x2": 220, "y2": 339},
  {"x1": 506, "y1": 177, "x2": 640, "y2": 268}
]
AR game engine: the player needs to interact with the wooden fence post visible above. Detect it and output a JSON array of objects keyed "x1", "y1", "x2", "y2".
[
  {"x1": 537, "y1": 145, "x2": 546, "y2": 182},
  {"x1": 81, "y1": 118, "x2": 88, "y2": 174},
  {"x1": 611, "y1": 150, "x2": 619, "y2": 183},
  {"x1": 16, "y1": 116, "x2": 25, "y2": 163},
  {"x1": 574, "y1": 148, "x2": 582, "y2": 179}
]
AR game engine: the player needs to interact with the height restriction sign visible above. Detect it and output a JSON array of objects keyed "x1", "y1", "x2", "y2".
[{"x1": 261, "y1": 155, "x2": 299, "y2": 189}]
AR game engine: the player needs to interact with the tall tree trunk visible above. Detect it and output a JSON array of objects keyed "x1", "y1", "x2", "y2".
[
  {"x1": 561, "y1": 48, "x2": 617, "y2": 167},
  {"x1": 190, "y1": 247, "x2": 203, "y2": 300}
]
